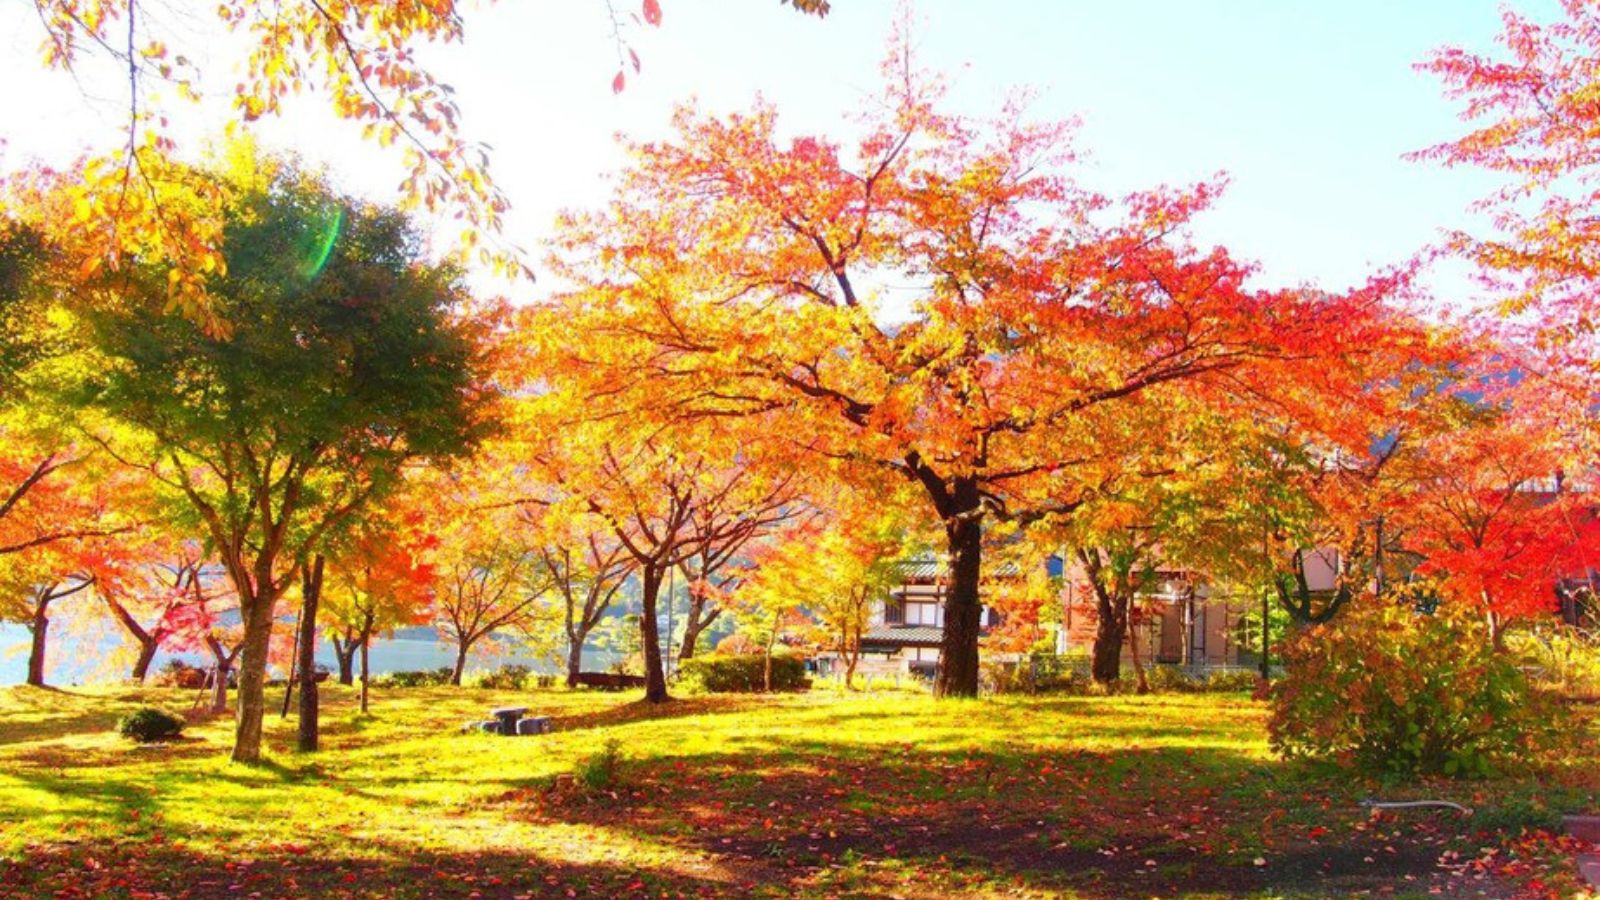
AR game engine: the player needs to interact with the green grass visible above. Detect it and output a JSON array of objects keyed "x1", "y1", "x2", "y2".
[{"x1": 0, "y1": 684, "x2": 1594, "y2": 898}]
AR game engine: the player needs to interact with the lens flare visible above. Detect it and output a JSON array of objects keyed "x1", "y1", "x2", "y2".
[{"x1": 297, "y1": 206, "x2": 344, "y2": 282}]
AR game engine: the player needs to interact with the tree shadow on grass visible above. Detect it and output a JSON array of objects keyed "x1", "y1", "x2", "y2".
[
  {"x1": 0, "y1": 838, "x2": 753, "y2": 900},
  {"x1": 547, "y1": 695, "x2": 764, "y2": 734},
  {"x1": 503, "y1": 741, "x2": 1509, "y2": 899}
]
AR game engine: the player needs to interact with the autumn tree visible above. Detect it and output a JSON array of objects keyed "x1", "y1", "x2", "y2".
[
  {"x1": 7, "y1": 1, "x2": 829, "y2": 324},
  {"x1": 62, "y1": 150, "x2": 493, "y2": 762},
  {"x1": 1419, "y1": 0, "x2": 1600, "y2": 357},
  {"x1": 321, "y1": 502, "x2": 438, "y2": 711},
  {"x1": 750, "y1": 503, "x2": 909, "y2": 690},
  {"x1": 431, "y1": 501, "x2": 550, "y2": 687},
  {"x1": 527, "y1": 508, "x2": 636, "y2": 687},
  {"x1": 1393, "y1": 371, "x2": 1595, "y2": 648},
  {"x1": 0, "y1": 547, "x2": 97, "y2": 687},
  {"x1": 508, "y1": 364, "x2": 807, "y2": 703},
  {"x1": 97, "y1": 536, "x2": 215, "y2": 682},
  {"x1": 547, "y1": 36, "x2": 1407, "y2": 698}
]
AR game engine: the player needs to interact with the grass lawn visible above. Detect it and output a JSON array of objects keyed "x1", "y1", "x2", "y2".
[{"x1": 0, "y1": 684, "x2": 1595, "y2": 899}]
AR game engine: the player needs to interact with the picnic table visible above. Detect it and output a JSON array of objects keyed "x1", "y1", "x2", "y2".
[
  {"x1": 490, "y1": 706, "x2": 528, "y2": 733},
  {"x1": 465, "y1": 706, "x2": 551, "y2": 736}
]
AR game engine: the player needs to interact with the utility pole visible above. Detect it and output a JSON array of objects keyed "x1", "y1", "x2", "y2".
[
  {"x1": 1259, "y1": 523, "x2": 1270, "y2": 680},
  {"x1": 665, "y1": 563, "x2": 675, "y2": 678}
]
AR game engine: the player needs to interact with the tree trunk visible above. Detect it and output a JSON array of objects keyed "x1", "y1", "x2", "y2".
[
  {"x1": 296, "y1": 555, "x2": 324, "y2": 753},
  {"x1": 26, "y1": 595, "x2": 48, "y2": 688},
  {"x1": 359, "y1": 636, "x2": 370, "y2": 714},
  {"x1": 638, "y1": 564, "x2": 670, "y2": 703},
  {"x1": 331, "y1": 635, "x2": 356, "y2": 686},
  {"x1": 1127, "y1": 604, "x2": 1149, "y2": 694},
  {"x1": 566, "y1": 638, "x2": 584, "y2": 689},
  {"x1": 130, "y1": 636, "x2": 159, "y2": 684},
  {"x1": 1487, "y1": 610, "x2": 1507, "y2": 652},
  {"x1": 677, "y1": 596, "x2": 719, "y2": 662},
  {"x1": 842, "y1": 620, "x2": 860, "y2": 691},
  {"x1": 205, "y1": 636, "x2": 231, "y2": 714},
  {"x1": 450, "y1": 641, "x2": 470, "y2": 686},
  {"x1": 106, "y1": 598, "x2": 160, "y2": 683},
  {"x1": 231, "y1": 589, "x2": 281, "y2": 764},
  {"x1": 935, "y1": 477, "x2": 984, "y2": 698},
  {"x1": 1090, "y1": 590, "x2": 1128, "y2": 685},
  {"x1": 764, "y1": 625, "x2": 777, "y2": 693}
]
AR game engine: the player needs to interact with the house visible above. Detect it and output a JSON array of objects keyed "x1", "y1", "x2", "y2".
[
  {"x1": 835, "y1": 549, "x2": 1278, "y2": 680},
  {"x1": 1055, "y1": 568, "x2": 1244, "y2": 667},
  {"x1": 851, "y1": 556, "x2": 1011, "y2": 677}
]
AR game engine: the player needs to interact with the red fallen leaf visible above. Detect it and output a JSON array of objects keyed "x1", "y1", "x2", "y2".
[
  {"x1": 625, "y1": 880, "x2": 644, "y2": 890},
  {"x1": 642, "y1": 0, "x2": 662, "y2": 27},
  {"x1": 612, "y1": 71, "x2": 625, "y2": 94}
]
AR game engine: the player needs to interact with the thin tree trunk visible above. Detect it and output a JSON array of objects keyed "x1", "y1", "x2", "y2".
[
  {"x1": 331, "y1": 635, "x2": 355, "y2": 685},
  {"x1": 130, "y1": 636, "x2": 159, "y2": 684},
  {"x1": 451, "y1": 641, "x2": 470, "y2": 686},
  {"x1": 26, "y1": 594, "x2": 48, "y2": 688},
  {"x1": 677, "y1": 596, "x2": 718, "y2": 662},
  {"x1": 106, "y1": 598, "x2": 160, "y2": 683},
  {"x1": 639, "y1": 564, "x2": 670, "y2": 703},
  {"x1": 206, "y1": 636, "x2": 231, "y2": 714},
  {"x1": 841, "y1": 622, "x2": 859, "y2": 691},
  {"x1": 296, "y1": 554, "x2": 324, "y2": 753},
  {"x1": 1127, "y1": 603, "x2": 1149, "y2": 694},
  {"x1": 936, "y1": 477, "x2": 984, "y2": 698},
  {"x1": 359, "y1": 635, "x2": 371, "y2": 714},
  {"x1": 764, "y1": 625, "x2": 777, "y2": 693},
  {"x1": 1487, "y1": 608, "x2": 1507, "y2": 652}
]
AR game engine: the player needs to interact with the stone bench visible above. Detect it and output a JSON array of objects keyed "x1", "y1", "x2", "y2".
[{"x1": 459, "y1": 707, "x2": 551, "y2": 736}]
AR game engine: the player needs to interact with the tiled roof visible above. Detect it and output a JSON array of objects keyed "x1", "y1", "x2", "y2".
[
  {"x1": 861, "y1": 625, "x2": 944, "y2": 647},
  {"x1": 894, "y1": 555, "x2": 1022, "y2": 581}
]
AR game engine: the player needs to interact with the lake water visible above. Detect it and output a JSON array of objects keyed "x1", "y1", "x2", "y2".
[{"x1": 0, "y1": 623, "x2": 616, "y2": 686}]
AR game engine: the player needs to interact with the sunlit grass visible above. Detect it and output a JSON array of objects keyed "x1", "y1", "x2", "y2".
[{"x1": 0, "y1": 684, "x2": 1594, "y2": 898}]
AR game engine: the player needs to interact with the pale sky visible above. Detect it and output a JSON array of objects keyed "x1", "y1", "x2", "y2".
[{"x1": 0, "y1": 1, "x2": 1554, "y2": 309}]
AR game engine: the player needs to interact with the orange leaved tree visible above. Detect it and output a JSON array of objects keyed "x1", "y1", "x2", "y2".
[{"x1": 548, "y1": 39, "x2": 1408, "y2": 697}]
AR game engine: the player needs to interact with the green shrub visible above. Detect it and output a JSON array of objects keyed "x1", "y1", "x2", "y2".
[
  {"x1": 472, "y1": 664, "x2": 534, "y2": 690},
  {"x1": 1202, "y1": 668, "x2": 1261, "y2": 693},
  {"x1": 372, "y1": 667, "x2": 455, "y2": 688},
  {"x1": 679, "y1": 652, "x2": 810, "y2": 693},
  {"x1": 1509, "y1": 626, "x2": 1600, "y2": 700},
  {"x1": 575, "y1": 738, "x2": 624, "y2": 792},
  {"x1": 1143, "y1": 665, "x2": 1201, "y2": 693},
  {"x1": 117, "y1": 706, "x2": 185, "y2": 743},
  {"x1": 1270, "y1": 598, "x2": 1563, "y2": 777},
  {"x1": 986, "y1": 653, "x2": 1096, "y2": 695}
]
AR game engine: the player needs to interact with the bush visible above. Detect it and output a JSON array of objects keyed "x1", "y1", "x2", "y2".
[
  {"x1": 1509, "y1": 626, "x2": 1600, "y2": 700},
  {"x1": 117, "y1": 706, "x2": 185, "y2": 743},
  {"x1": 986, "y1": 653, "x2": 1094, "y2": 695},
  {"x1": 472, "y1": 664, "x2": 534, "y2": 690},
  {"x1": 713, "y1": 633, "x2": 763, "y2": 656},
  {"x1": 679, "y1": 652, "x2": 810, "y2": 693},
  {"x1": 1202, "y1": 667, "x2": 1261, "y2": 693},
  {"x1": 152, "y1": 659, "x2": 208, "y2": 689},
  {"x1": 575, "y1": 738, "x2": 624, "y2": 792},
  {"x1": 1143, "y1": 665, "x2": 1200, "y2": 694},
  {"x1": 372, "y1": 667, "x2": 455, "y2": 688},
  {"x1": 1270, "y1": 599, "x2": 1563, "y2": 777}
]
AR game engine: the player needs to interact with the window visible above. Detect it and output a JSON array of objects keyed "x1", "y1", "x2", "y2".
[
  {"x1": 884, "y1": 600, "x2": 904, "y2": 625},
  {"x1": 906, "y1": 601, "x2": 942, "y2": 627}
]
